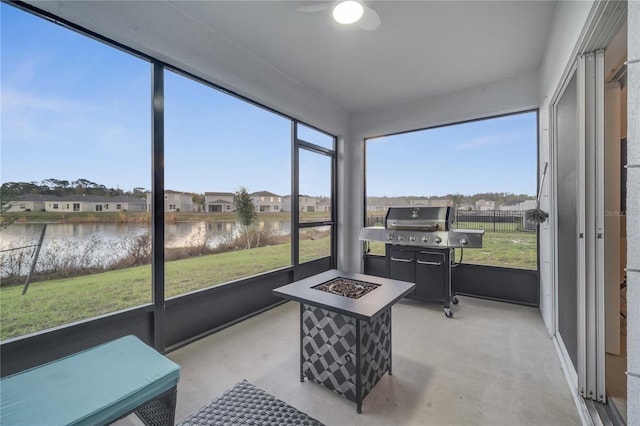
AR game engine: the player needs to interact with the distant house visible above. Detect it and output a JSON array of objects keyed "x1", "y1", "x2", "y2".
[
  {"x1": 366, "y1": 197, "x2": 395, "y2": 213},
  {"x1": 299, "y1": 195, "x2": 317, "y2": 212},
  {"x1": 475, "y1": 199, "x2": 495, "y2": 211},
  {"x1": 205, "y1": 192, "x2": 235, "y2": 213},
  {"x1": 6, "y1": 194, "x2": 60, "y2": 212},
  {"x1": 108, "y1": 196, "x2": 147, "y2": 212},
  {"x1": 499, "y1": 199, "x2": 537, "y2": 211},
  {"x1": 317, "y1": 198, "x2": 332, "y2": 212},
  {"x1": 282, "y1": 195, "x2": 317, "y2": 212},
  {"x1": 55, "y1": 195, "x2": 108, "y2": 212},
  {"x1": 26, "y1": 194, "x2": 148, "y2": 213},
  {"x1": 281, "y1": 196, "x2": 292, "y2": 212},
  {"x1": 457, "y1": 203, "x2": 474, "y2": 211},
  {"x1": 147, "y1": 190, "x2": 193, "y2": 212},
  {"x1": 250, "y1": 191, "x2": 282, "y2": 212},
  {"x1": 409, "y1": 198, "x2": 453, "y2": 207}
]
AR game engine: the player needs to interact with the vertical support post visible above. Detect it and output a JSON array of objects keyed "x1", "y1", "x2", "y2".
[
  {"x1": 22, "y1": 224, "x2": 47, "y2": 295},
  {"x1": 151, "y1": 62, "x2": 166, "y2": 352},
  {"x1": 291, "y1": 122, "x2": 300, "y2": 277},
  {"x1": 594, "y1": 49, "x2": 606, "y2": 402},
  {"x1": 578, "y1": 51, "x2": 606, "y2": 402},
  {"x1": 492, "y1": 209, "x2": 496, "y2": 232},
  {"x1": 331, "y1": 136, "x2": 338, "y2": 270},
  {"x1": 577, "y1": 53, "x2": 588, "y2": 397}
]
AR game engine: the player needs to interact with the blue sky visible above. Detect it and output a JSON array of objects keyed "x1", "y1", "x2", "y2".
[
  {"x1": 366, "y1": 112, "x2": 538, "y2": 197},
  {"x1": 1, "y1": 3, "x2": 536, "y2": 198}
]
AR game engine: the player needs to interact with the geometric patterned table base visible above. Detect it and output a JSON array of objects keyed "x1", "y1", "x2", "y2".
[{"x1": 301, "y1": 304, "x2": 392, "y2": 413}]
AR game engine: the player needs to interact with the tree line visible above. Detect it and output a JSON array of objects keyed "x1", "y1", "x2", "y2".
[
  {"x1": 367, "y1": 192, "x2": 535, "y2": 208},
  {"x1": 1, "y1": 179, "x2": 148, "y2": 199},
  {"x1": 0, "y1": 179, "x2": 153, "y2": 230}
]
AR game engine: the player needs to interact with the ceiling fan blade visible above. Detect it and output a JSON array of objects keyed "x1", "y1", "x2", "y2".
[
  {"x1": 358, "y1": 5, "x2": 381, "y2": 31},
  {"x1": 296, "y1": 2, "x2": 332, "y2": 13}
]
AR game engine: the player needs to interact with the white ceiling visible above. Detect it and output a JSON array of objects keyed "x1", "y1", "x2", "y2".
[{"x1": 28, "y1": 1, "x2": 557, "y2": 113}]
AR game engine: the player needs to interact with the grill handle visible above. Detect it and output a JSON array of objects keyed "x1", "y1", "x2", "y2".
[
  {"x1": 390, "y1": 256, "x2": 413, "y2": 263},
  {"x1": 387, "y1": 223, "x2": 440, "y2": 231},
  {"x1": 417, "y1": 260, "x2": 442, "y2": 266}
]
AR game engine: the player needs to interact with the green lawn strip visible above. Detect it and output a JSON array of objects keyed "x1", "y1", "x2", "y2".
[
  {"x1": 0, "y1": 232, "x2": 534, "y2": 341},
  {"x1": 164, "y1": 244, "x2": 291, "y2": 296},
  {"x1": 299, "y1": 236, "x2": 331, "y2": 263},
  {"x1": 460, "y1": 232, "x2": 537, "y2": 269},
  {"x1": 0, "y1": 238, "x2": 329, "y2": 340},
  {"x1": 0, "y1": 267, "x2": 152, "y2": 339}
]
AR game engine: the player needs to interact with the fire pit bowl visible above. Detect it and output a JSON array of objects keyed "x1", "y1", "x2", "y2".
[{"x1": 313, "y1": 278, "x2": 379, "y2": 299}]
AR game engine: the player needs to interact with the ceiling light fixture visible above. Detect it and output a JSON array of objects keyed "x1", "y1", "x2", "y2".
[{"x1": 332, "y1": 0, "x2": 364, "y2": 25}]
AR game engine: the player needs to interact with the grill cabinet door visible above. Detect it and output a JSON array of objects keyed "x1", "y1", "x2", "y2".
[
  {"x1": 415, "y1": 251, "x2": 447, "y2": 301},
  {"x1": 387, "y1": 247, "x2": 416, "y2": 295}
]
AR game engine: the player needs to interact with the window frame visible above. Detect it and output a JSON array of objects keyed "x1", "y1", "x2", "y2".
[
  {"x1": 363, "y1": 109, "x2": 540, "y2": 272},
  {"x1": 292, "y1": 121, "x2": 337, "y2": 275},
  {"x1": 1, "y1": 1, "x2": 339, "y2": 353}
]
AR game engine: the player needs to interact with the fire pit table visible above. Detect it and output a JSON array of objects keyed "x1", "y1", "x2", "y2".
[{"x1": 273, "y1": 270, "x2": 415, "y2": 413}]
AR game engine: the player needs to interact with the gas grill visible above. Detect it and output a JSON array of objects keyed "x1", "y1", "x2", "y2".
[
  {"x1": 359, "y1": 206, "x2": 485, "y2": 317},
  {"x1": 359, "y1": 206, "x2": 484, "y2": 249}
]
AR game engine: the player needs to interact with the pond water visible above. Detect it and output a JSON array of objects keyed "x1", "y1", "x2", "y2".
[{"x1": 0, "y1": 220, "x2": 291, "y2": 276}]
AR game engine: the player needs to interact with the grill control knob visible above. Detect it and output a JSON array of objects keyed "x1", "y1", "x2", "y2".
[
  {"x1": 434, "y1": 236, "x2": 442, "y2": 244},
  {"x1": 397, "y1": 235, "x2": 405, "y2": 242},
  {"x1": 421, "y1": 236, "x2": 429, "y2": 243},
  {"x1": 460, "y1": 238, "x2": 469, "y2": 246},
  {"x1": 409, "y1": 235, "x2": 417, "y2": 242},
  {"x1": 386, "y1": 234, "x2": 394, "y2": 241}
]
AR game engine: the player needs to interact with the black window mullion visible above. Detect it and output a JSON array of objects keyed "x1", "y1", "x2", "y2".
[
  {"x1": 331, "y1": 137, "x2": 337, "y2": 269},
  {"x1": 292, "y1": 121, "x2": 300, "y2": 271},
  {"x1": 298, "y1": 221, "x2": 334, "y2": 228},
  {"x1": 151, "y1": 63, "x2": 166, "y2": 352},
  {"x1": 295, "y1": 128, "x2": 337, "y2": 270}
]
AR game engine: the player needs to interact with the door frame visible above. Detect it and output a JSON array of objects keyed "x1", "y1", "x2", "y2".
[
  {"x1": 550, "y1": 51, "x2": 607, "y2": 404},
  {"x1": 549, "y1": 1, "x2": 626, "y2": 408},
  {"x1": 550, "y1": 59, "x2": 579, "y2": 389}
]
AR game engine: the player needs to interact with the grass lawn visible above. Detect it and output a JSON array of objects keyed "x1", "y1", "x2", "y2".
[
  {"x1": 0, "y1": 232, "x2": 532, "y2": 341},
  {"x1": 366, "y1": 231, "x2": 537, "y2": 270},
  {"x1": 0, "y1": 239, "x2": 328, "y2": 340},
  {"x1": 460, "y1": 232, "x2": 537, "y2": 269}
]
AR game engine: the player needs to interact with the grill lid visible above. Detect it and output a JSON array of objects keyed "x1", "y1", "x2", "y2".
[{"x1": 385, "y1": 206, "x2": 454, "y2": 231}]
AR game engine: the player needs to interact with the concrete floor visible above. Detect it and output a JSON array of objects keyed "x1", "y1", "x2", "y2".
[{"x1": 119, "y1": 296, "x2": 581, "y2": 425}]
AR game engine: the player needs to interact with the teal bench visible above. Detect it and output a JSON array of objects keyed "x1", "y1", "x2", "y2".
[{"x1": 0, "y1": 335, "x2": 180, "y2": 426}]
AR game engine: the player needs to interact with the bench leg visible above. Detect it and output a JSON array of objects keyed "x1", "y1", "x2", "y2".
[{"x1": 134, "y1": 387, "x2": 177, "y2": 426}]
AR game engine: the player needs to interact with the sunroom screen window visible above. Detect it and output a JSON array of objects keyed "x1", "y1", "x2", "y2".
[
  {"x1": 365, "y1": 111, "x2": 538, "y2": 270},
  {"x1": 164, "y1": 70, "x2": 292, "y2": 297},
  {"x1": 0, "y1": 3, "x2": 152, "y2": 340}
]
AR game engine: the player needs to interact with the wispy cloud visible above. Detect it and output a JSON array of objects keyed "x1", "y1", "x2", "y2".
[
  {"x1": 1, "y1": 87, "x2": 98, "y2": 113},
  {"x1": 1, "y1": 86, "x2": 144, "y2": 152},
  {"x1": 453, "y1": 135, "x2": 502, "y2": 151}
]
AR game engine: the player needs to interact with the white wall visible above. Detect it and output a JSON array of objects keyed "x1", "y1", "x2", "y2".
[
  {"x1": 626, "y1": 0, "x2": 640, "y2": 421},
  {"x1": 340, "y1": 71, "x2": 539, "y2": 272}
]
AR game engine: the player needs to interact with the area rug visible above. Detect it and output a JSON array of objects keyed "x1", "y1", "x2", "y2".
[{"x1": 178, "y1": 380, "x2": 325, "y2": 426}]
